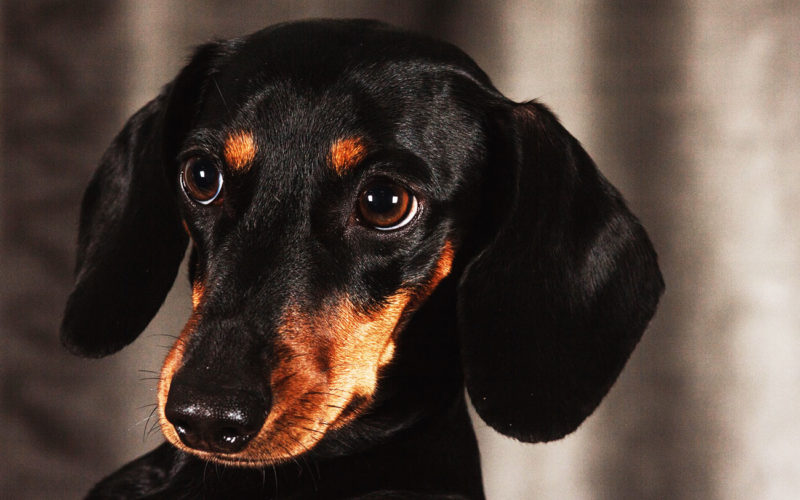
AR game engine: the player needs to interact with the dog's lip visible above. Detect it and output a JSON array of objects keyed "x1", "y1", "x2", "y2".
[
  {"x1": 191, "y1": 448, "x2": 277, "y2": 466},
  {"x1": 212, "y1": 455, "x2": 269, "y2": 466}
]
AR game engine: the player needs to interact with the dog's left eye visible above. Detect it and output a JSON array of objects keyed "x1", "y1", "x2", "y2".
[
  {"x1": 357, "y1": 181, "x2": 418, "y2": 230},
  {"x1": 181, "y1": 157, "x2": 223, "y2": 205}
]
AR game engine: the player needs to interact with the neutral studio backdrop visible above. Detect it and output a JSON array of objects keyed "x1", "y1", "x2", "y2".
[{"x1": 2, "y1": 1, "x2": 799, "y2": 499}]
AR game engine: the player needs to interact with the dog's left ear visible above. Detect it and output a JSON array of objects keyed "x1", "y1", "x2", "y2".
[
  {"x1": 458, "y1": 101, "x2": 664, "y2": 442},
  {"x1": 60, "y1": 43, "x2": 220, "y2": 357}
]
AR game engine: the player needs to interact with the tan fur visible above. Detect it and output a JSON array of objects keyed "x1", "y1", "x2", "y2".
[
  {"x1": 328, "y1": 137, "x2": 367, "y2": 175},
  {"x1": 224, "y1": 130, "x2": 257, "y2": 173}
]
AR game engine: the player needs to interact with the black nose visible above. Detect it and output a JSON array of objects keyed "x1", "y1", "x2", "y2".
[{"x1": 165, "y1": 381, "x2": 269, "y2": 454}]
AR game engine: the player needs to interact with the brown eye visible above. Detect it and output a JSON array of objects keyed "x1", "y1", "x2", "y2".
[
  {"x1": 181, "y1": 157, "x2": 223, "y2": 204},
  {"x1": 357, "y1": 181, "x2": 418, "y2": 230}
]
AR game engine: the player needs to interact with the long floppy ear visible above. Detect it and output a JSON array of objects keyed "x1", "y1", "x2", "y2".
[
  {"x1": 61, "y1": 44, "x2": 220, "y2": 357},
  {"x1": 458, "y1": 101, "x2": 664, "y2": 442}
]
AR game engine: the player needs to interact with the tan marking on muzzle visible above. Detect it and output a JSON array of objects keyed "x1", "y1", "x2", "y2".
[{"x1": 158, "y1": 241, "x2": 455, "y2": 466}]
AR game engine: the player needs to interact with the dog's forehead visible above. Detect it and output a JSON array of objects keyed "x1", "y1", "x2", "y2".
[
  {"x1": 197, "y1": 20, "x2": 492, "y2": 137},
  {"x1": 214, "y1": 19, "x2": 490, "y2": 95},
  {"x1": 202, "y1": 86, "x2": 373, "y2": 191}
]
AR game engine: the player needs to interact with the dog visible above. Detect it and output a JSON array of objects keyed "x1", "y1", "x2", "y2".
[{"x1": 61, "y1": 19, "x2": 664, "y2": 499}]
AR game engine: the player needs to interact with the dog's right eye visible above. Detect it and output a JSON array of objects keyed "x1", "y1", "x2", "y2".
[
  {"x1": 357, "y1": 181, "x2": 418, "y2": 230},
  {"x1": 181, "y1": 157, "x2": 223, "y2": 205}
]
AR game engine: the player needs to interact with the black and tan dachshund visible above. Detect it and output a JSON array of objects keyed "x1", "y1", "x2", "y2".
[{"x1": 61, "y1": 19, "x2": 663, "y2": 499}]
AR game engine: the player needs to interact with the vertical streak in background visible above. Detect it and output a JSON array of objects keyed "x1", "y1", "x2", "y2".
[
  {"x1": 686, "y1": 2, "x2": 800, "y2": 499},
  {"x1": 124, "y1": 1, "x2": 186, "y2": 112},
  {"x1": 587, "y1": 1, "x2": 800, "y2": 499},
  {"x1": 585, "y1": 2, "x2": 711, "y2": 499},
  {"x1": 0, "y1": 2, "x2": 132, "y2": 498},
  {"x1": 469, "y1": 2, "x2": 595, "y2": 499}
]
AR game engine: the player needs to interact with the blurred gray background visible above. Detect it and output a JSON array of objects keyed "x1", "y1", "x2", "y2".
[{"x1": 2, "y1": 1, "x2": 799, "y2": 499}]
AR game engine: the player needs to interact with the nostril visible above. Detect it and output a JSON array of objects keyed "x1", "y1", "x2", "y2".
[
  {"x1": 220, "y1": 427, "x2": 247, "y2": 445},
  {"x1": 166, "y1": 407, "x2": 262, "y2": 454},
  {"x1": 216, "y1": 426, "x2": 254, "y2": 452},
  {"x1": 173, "y1": 421, "x2": 188, "y2": 436},
  {"x1": 171, "y1": 420, "x2": 201, "y2": 449}
]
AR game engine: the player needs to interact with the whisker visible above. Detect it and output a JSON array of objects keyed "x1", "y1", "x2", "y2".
[
  {"x1": 146, "y1": 333, "x2": 179, "y2": 340},
  {"x1": 128, "y1": 406, "x2": 157, "y2": 430},
  {"x1": 281, "y1": 432, "x2": 319, "y2": 489},
  {"x1": 301, "y1": 454, "x2": 318, "y2": 491},
  {"x1": 288, "y1": 414, "x2": 332, "y2": 426},
  {"x1": 142, "y1": 405, "x2": 159, "y2": 442},
  {"x1": 275, "y1": 442, "x2": 303, "y2": 474},
  {"x1": 212, "y1": 77, "x2": 232, "y2": 119},
  {"x1": 146, "y1": 418, "x2": 162, "y2": 440},
  {"x1": 326, "y1": 387, "x2": 352, "y2": 394},
  {"x1": 304, "y1": 391, "x2": 350, "y2": 399},
  {"x1": 282, "y1": 352, "x2": 310, "y2": 362},
  {"x1": 271, "y1": 421, "x2": 292, "y2": 432},
  {"x1": 272, "y1": 371, "x2": 298, "y2": 386}
]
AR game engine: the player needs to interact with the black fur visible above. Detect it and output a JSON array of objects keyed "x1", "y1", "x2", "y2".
[{"x1": 61, "y1": 19, "x2": 663, "y2": 499}]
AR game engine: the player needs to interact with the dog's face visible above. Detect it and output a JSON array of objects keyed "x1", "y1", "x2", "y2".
[
  {"x1": 158, "y1": 35, "x2": 487, "y2": 464},
  {"x1": 62, "y1": 20, "x2": 663, "y2": 468}
]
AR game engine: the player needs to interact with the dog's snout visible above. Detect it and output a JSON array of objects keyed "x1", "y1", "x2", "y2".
[{"x1": 165, "y1": 382, "x2": 269, "y2": 454}]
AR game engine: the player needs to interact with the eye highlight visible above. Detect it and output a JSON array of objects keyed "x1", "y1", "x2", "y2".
[
  {"x1": 181, "y1": 157, "x2": 223, "y2": 205},
  {"x1": 357, "y1": 181, "x2": 418, "y2": 230}
]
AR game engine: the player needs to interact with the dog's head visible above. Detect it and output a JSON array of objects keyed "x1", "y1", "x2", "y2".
[{"x1": 61, "y1": 20, "x2": 663, "y2": 466}]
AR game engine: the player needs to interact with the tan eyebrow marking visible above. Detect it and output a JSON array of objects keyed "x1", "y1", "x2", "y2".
[
  {"x1": 328, "y1": 136, "x2": 367, "y2": 175},
  {"x1": 224, "y1": 130, "x2": 257, "y2": 173}
]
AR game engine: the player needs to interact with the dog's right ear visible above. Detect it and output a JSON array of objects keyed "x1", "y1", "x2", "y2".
[{"x1": 61, "y1": 43, "x2": 221, "y2": 357}]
